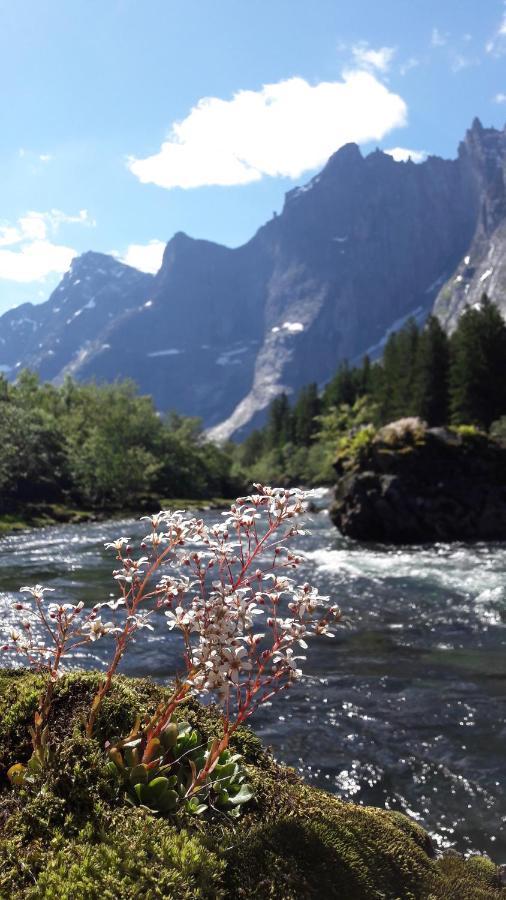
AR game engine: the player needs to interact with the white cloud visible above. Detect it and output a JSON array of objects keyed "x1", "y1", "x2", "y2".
[
  {"x1": 0, "y1": 209, "x2": 94, "y2": 283},
  {"x1": 384, "y1": 147, "x2": 428, "y2": 163},
  {"x1": 399, "y1": 57, "x2": 419, "y2": 76},
  {"x1": 120, "y1": 240, "x2": 166, "y2": 273},
  {"x1": 494, "y1": 91, "x2": 506, "y2": 103},
  {"x1": 486, "y1": 8, "x2": 506, "y2": 55},
  {"x1": 450, "y1": 52, "x2": 479, "y2": 73},
  {"x1": 429, "y1": 28, "x2": 479, "y2": 71},
  {"x1": 350, "y1": 43, "x2": 395, "y2": 72},
  {"x1": 128, "y1": 72, "x2": 407, "y2": 190},
  {"x1": 18, "y1": 148, "x2": 54, "y2": 165},
  {"x1": 0, "y1": 241, "x2": 77, "y2": 283},
  {"x1": 48, "y1": 209, "x2": 95, "y2": 229},
  {"x1": 500, "y1": 9, "x2": 506, "y2": 35},
  {"x1": 431, "y1": 27, "x2": 447, "y2": 47}
]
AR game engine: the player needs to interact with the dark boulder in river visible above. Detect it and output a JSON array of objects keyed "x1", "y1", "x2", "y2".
[{"x1": 330, "y1": 418, "x2": 506, "y2": 543}]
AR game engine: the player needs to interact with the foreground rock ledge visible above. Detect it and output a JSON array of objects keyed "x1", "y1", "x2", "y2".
[
  {"x1": 0, "y1": 670, "x2": 503, "y2": 898},
  {"x1": 330, "y1": 418, "x2": 506, "y2": 544}
]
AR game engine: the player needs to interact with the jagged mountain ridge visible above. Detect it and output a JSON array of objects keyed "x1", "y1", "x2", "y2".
[
  {"x1": 0, "y1": 118, "x2": 504, "y2": 438},
  {"x1": 0, "y1": 253, "x2": 153, "y2": 382},
  {"x1": 433, "y1": 118, "x2": 506, "y2": 328}
]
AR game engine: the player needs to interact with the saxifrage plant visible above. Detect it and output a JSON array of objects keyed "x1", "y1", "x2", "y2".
[{"x1": 3, "y1": 485, "x2": 341, "y2": 817}]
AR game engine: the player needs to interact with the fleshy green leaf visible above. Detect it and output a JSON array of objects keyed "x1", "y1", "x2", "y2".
[
  {"x1": 160, "y1": 722, "x2": 178, "y2": 750},
  {"x1": 129, "y1": 763, "x2": 149, "y2": 785},
  {"x1": 228, "y1": 784, "x2": 254, "y2": 805},
  {"x1": 144, "y1": 776, "x2": 171, "y2": 801}
]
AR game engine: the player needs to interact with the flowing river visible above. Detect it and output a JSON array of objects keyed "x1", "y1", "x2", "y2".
[{"x1": 1, "y1": 495, "x2": 505, "y2": 860}]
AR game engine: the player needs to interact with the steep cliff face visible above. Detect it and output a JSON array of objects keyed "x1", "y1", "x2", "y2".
[
  {"x1": 433, "y1": 118, "x2": 506, "y2": 329},
  {"x1": 210, "y1": 142, "x2": 477, "y2": 438},
  {"x1": 72, "y1": 233, "x2": 271, "y2": 426},
  {"x1": 0, "y1": 120, "x2": 503, "y2": 436}
]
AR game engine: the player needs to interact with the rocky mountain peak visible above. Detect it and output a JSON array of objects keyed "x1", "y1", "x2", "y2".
[
  {"x1": 434, "y1": 120, "x2": 506, "y2": 329},
  {"x1": 323, "y1": 141, "x2": 363, "y2": 172},
  {"x1": 1, "y1": 118, "x2": 505, "y2": 437}
]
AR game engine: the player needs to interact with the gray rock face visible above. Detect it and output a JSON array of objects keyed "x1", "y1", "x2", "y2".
[
  {"x1": 1, "y1": 119, "x2": 504, "y2": 435},
  {"x1": 0, "y1": 252, "x2": 153, "y2": 383},
  {"x1": 433, "y1": 118, "x2": 506, "y2": 329},
  {"x1": 329, "y1": 420, "x2": 506, "y2": 543}
]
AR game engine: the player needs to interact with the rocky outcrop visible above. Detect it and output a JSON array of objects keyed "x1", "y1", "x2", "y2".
[{"x1": 330, "y1": 418, "x2": 506, "y2": 543}]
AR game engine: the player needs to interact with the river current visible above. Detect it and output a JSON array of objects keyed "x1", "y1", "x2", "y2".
[{"x1": 0, "y1": 494, "x2": 505, "y2": 860}]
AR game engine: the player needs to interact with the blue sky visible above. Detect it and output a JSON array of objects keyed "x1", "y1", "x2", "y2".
[{"x1": 0, "y1": 0, "x2": 505, "y2": 314}]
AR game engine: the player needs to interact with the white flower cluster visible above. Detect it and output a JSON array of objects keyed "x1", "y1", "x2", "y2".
[
  {"x1": 142, "y1": 486, "x2": 341, "y2": 715},
  {"x1": 2, "y1": 583, "x2": 118, "y2": 672},
  {"x1": 4, "y1": 487, "x2": 341, "y2": 732}
]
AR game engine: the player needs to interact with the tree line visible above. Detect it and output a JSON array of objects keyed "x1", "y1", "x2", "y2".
[
  {"x1": 235, "y1": 297, "x2": 506, "y2": 485},
  {"x1": 0, "y1": 373, "x2": 240, "y2": 513},
  {"x1": 2, "y1": 298, "x2": 505, "y2": 511}
]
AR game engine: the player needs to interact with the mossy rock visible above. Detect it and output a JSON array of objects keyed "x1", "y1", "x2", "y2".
[
  {"x1": 0, "y1": 671, "x2": 503, "y2": 899},
  {"x1": 331, "y1": 418, "x2": 506, "y2": 542}
]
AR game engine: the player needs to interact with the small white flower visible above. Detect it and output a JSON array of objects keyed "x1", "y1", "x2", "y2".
[
  {"x1": 103, "y1": 598, "x2": 126, "y2": 611},
  {"x1": 104, "y1": 537, "x2": 130, "y2": 551},
  {"x1": 20, "y1": 585, "x2": 55, "y2": 600},
  {"x1": 82, "y1": 618, "x2": 118, "y2": 641},
  {"x1": 126, "y1": 613, "x2": 154, "y2": 631}
]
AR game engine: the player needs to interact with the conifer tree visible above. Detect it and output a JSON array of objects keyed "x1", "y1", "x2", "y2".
[
  {"x1": 359, "y1": 355, "x2": 374, "y2": 396},
  {"x1": 266, "y1": 393, "x2": 293, "y2": 448},
  {"x1": 413, "y1": 316, "x2": 449, "y2": 425},
  {"x1": 323, "y1": 361, "x2": 357, "y2": 408},
  {"x1": 449, "y1": 296, "x2": 506, "y2": 429},
  {"x1": 375, "y1": 319, "x2": 419, "y2": 421},
  {"x1": 239, "y1": 429, "x2": 265, "y2": 467},
  {"x1": 293, "y1": 383, "x2": 321, "y2": 446}
]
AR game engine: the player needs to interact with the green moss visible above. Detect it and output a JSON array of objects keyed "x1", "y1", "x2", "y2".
[
  {"x1": 336, "y1": 425, "x2": 376, "y2": 469},
  {"x1": 0, "y1": 671, "x2": 504, "y2": 899},
  {"x1": 435, "y1": 853, "x2": 502, "y2": 899},
  {"x1": 464, "y1": 853, "x2": 501, "y2": 887},
  {"x1": 0, "y1": 670, "x2": 45, "y2": 768},
  {"x1": 1, "y1": 815, "x2": 224, "y2": 899},
  {"x1": 453, "y1": 424, "x2": 483, "y2": 440}
]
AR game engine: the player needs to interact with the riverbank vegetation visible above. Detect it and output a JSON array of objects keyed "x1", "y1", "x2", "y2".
[{"x1": 0, "y1": 374, "x2": 240, "y2": 521}]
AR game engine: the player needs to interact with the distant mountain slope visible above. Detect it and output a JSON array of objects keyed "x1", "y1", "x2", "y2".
[
  {"x1": 1, "y1": 118, "x2": 504, "y2": 438},
  {"x1": 0, "y1": 253, "x2": 153, "y2": 382},
  {"x1": 433, "y1": 118, "x2": 506, "y2": 329}
]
